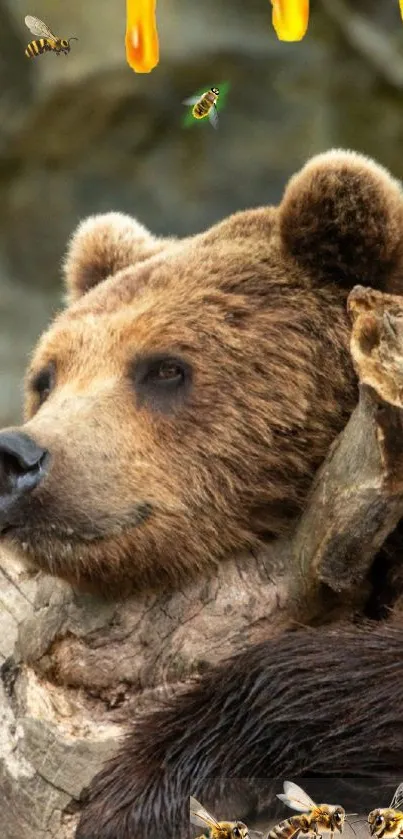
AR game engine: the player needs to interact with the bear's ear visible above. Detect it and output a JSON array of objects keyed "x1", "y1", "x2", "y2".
[
  {"x1": 279, "y1": 150, "x2": 403, "y2": 290},
  {"x1": 63, "y1": 212, "x2": 165, "y2": 303}
]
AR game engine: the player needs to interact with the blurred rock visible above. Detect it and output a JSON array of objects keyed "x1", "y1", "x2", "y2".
[{"x1": 0, "y1": 2, "x2": 32, "y2": 146}]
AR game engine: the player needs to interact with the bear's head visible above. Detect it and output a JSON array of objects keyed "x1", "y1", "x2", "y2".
[{"x1": 0, "y1": 151, "x2": 402, "y2": 592}]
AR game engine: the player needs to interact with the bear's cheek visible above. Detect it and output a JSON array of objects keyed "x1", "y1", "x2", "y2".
[
  {"x1": 0, "y1": 456, "x2": 155, "y2": 549},
  {"x1": 2, "y1": 392, "x2": 197, "y2": 555}
]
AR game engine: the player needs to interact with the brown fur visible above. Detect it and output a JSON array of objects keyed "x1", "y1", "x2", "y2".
[
  {"x1": 63, "y1": 212, "x2": 172, "y2": 302},
  {"x1": 75, "y1": 622, "x2": 403, "y2": 838},
  {"x1": 280, "y1": 151, "x2": 403, "y2": 291},
  {"x1": 2, "y1": 150, "x2": 403, "y2": 593}
]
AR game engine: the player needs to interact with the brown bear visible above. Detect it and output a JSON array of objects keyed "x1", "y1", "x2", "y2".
[
  {"x1": 1, "y1": 149, "x2": 403, "y2": 594},
  {"x1": 0, "y1": 150, "x2": 403, "y2": 837}
]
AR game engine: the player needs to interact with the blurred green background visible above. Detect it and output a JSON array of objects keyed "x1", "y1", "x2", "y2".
[{"x1": 0, "y1": 0, "x2": 402, "y2": 425}]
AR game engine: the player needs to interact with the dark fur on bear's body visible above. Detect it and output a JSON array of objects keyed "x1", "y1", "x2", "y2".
[{"x1": 76, "y1": 622, "x2": 403, "y2": 838}]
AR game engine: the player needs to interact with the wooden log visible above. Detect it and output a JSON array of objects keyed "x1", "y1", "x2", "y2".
[{"x1": 295, "y1": 286, "x2": 403, "y2": 608}]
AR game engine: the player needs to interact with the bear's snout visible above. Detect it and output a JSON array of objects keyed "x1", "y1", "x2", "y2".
[{"x1": 0, "y1": 430, "x2": 49, "y2": 532}]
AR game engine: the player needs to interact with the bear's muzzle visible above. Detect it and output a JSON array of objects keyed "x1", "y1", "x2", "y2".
[{"x1": 0, "y1": 430, "x2": 49, "y2": 533}]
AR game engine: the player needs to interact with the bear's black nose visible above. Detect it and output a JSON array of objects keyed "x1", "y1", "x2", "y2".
[{"x1": 0, "y1": 431, "x2": 49, "y2": 526}]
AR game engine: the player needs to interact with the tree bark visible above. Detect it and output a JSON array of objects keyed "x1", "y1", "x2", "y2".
[
  {"x1": 294, "y1": 286, "x2": 403, "y2": 609},
  {"x1": 1, "y1": 284, "x2": 403, "y2": 838}
]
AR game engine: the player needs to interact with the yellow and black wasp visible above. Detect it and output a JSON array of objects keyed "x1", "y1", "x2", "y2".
[{"x1": 24, "y1": 15, "x2": 78, "y2": 59}]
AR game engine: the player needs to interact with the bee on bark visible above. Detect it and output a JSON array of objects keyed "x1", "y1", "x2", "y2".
[
  {"x1": 268, "y1": 782, "x2": 346, "y2": 839},
  {"x1": 182, "y1": 87, "x2": 220, "y2": 129},
  {"x1": 368, "y1": 783, "x2": 403, "y2": 838},
  {"x1": 24, "y1": 15, "x2": 78, "y2": 59},
  {"x1": 190, "y1": 795, "x2": 251, "y2": 838}
]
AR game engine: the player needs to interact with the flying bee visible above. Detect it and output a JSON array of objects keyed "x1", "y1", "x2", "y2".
[
  {"x1": 268, "y1": 782, "x2": 347, "y2": 839},
  {"x1": 190, "y1": 795, "x2": 251, "y2": 838},
  {"x1": 368, "y1": 782, "x2": 403, "y2": 839},
  {"x1": 24, "y1": 15, "x2": 78, "y2": 59},
  {"x1": 182, "y1": 87, "x2": 220, "y2": 129}
]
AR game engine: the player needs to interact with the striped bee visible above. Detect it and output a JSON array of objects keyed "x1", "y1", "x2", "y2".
[
  {"x1": 190, "y1": 796, "x2": 252, "y2": 838},
  {"x1": 24, "y1": 15, "x2": 78, "y2": 59},
  {"x1": 268, "y1": 782, "x2": 347, "y2": 839},
  {"x1": 182, "y1": 87, "x2": 220, "y2": 129},
  {"x1": 368, "y1": 782, "x2": 403, "y2": 839}
]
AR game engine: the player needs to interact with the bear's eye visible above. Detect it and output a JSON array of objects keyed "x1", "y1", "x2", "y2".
[
  {"x1": 30, "y1": 363, "x2": 56, "y2": 406},
  {"x1": 131, "y1": 354, "x2": 192, "y2": 413},
  {"x1": 153, "y1": 360, "x2": 184, "y2": 382}
]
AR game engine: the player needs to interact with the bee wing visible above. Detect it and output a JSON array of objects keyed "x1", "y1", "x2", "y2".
[
  {"x1": 208, "y1": 104, "x2": 219, "y2": 129},
  {"x1": 182, "y1": 96, "x2": 199, "y2": 106},
  {"x1": 190, "y1": 796, "x2": 221, "y2": 829},
  {"x1": 24, "y1": 15, "x2": 56, "y2": 40},
  {"x1": 390, "y1": 783, "x2": 403, "y2": 810},
  {"x1": 277, "y1": 781, "x2": 317, "y2": 813}
]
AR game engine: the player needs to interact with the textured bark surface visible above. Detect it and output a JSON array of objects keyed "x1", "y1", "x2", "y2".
[
  {"x1": 0, "y1": 543, "x2": 295, "y2": 839},
  {"x1": 2, "y1": 285, "x2": 403, "y2": 838},
  {"x1": 295, "y1": 286, "x2": 403, "y2": 604}
]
